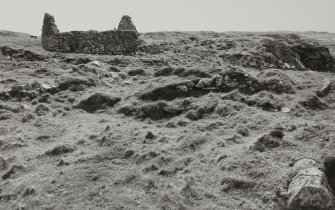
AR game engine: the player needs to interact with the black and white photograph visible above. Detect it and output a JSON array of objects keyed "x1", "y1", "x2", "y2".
[{"x1": 0, "y1": 0, "x2": 335, "y2": 209}]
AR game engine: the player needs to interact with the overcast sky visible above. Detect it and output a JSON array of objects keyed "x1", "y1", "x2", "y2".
[{"x1": 1, "y1": 0, "x2": 335, "y2": 35}]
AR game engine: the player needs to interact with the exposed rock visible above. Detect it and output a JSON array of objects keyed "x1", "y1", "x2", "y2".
[
  {"x1": 29, "y1": 81, "x2": 54, "y2": 93},
  {"x1": 235, "y1": 125, "x2": 250, "y2": 137},
  {"x1": 1, "y1": 46, "x2": 46, "y2": 61},
  {"x1": 316, "y1": 79, "x2": 332, "y2": 97},
  {"x1": 53, "y1": 75, "x2": 97, "y2": 93},
  {"x1": 292, "y1": 43, "x2": 334, "y2": 72},
  {"x1": 283, "y1": 63, "x2": 292, "y2": 69},
  {"x1": 184, "y1": 109, "x2": 202, "y2": 121},
  {"x1": 214, "y1": 103, "x2": 234, "y2": 117},
  {"x1": 299, "y1": 95, "x2": 329, "y2": 110},
  {"x1": 287, "y1": 168, "x2": 335, "y2": 210},
  {"x1": 154, "y1": 67, "x2": 175, "y2": 77},
  {"x1": 140, "y1": 80, "x2": 208, "y2": 101},
  {"x1": 219, "y1": 52, "x2": 276, "y2": 70},
  {"x1": 324, "y1": 156, "x2": 335, "y2": 196},
  {"x1": 109, "y1": 66, "x2": 121, "y2": 72},
  {"x1": 154, "y1": 67, "x2": 211, "y2": 78},
  {"x1": 183, "y1": 69, "x2": 212, "y2": 78},
  {"x1": 262, "y1": 38, "x2": 335, "y2": 72},
  {"x1": 281, "y1": 107, "x2": 291, "y2": 113},
  {"x1": 293, "y1": 158, "x2": 317, "y2": 170},
  {"x1": 37, "y1": 93, "x2": 52, "y2": 103},
  {"x1": 220, "y1": 68, "x2": 295, "y2": 95},
  {"x1": 78, "y1": 61, "x2": 114, "y2": 79},
  {"x1": 123, "y1": 150, "x2": 135, "y2": 159},
  {"x1": 221, "y1": 91, "x2": 282, "y2": 112},
  {"x1": 269, "y1": 129, "x2": 284, "y2": 139},
  {"x1": 141, "y1": 69, "x2": 294, "y2": 102},
  {"x1": 258, "y1": 69, "x2": 296, "y2": 94},
  {"x1": 35, "y1": 104, "x2": 50, "y2": 116},
  {"x1": 251, "y1": 133, "x2": 282, "y2": 152},
  {"x1": 258, "y1": 69, "x2": 295, "y2": 83},
  {"x1": 145, "y1": 131, "x2": 157, "y2": 140},
  {"x1": 176, "y1": 68, "x2": 211, "y2": 78},
  {"x1": 118, "y1": 101, "x2": 184, "y2": 120},
  {"x1": 75, "y1": 57, "x2": 92, "y2": 65},
  {"x1": 225, "y1": 134, "x2": 243, "y2": 143},
  {"x1": 22, "y1": 187, "x2": 37, "y2": 197},
  {"x1": 0, "y1": 88, "x2": 39, "y2": 102},
  {"x1": 133, "y1": 154, "x2": 158, "y2": 167},
  {"x1": 74, "y1": 93, "x2": 121, "y2": 113},
  {"x1": 262, "y1": 39, "x2": 305, "y2": 70},
  {"x1": 91, "y1": 60, "x2": 102, "y2": 67},
  {"x1": 128, "y1": 68, "x2": 146, "y2": 76},
  {"x1": 45, "y1": 144, "x2": 76, "y2": 156},
  {"x1": 219, "y1": 69, "x2": 264, "y2": 94},
  {"x1": 117, "y1": 15, "x2": 137, "y2": 32},
  {"x1": 185, "y1": 105, "x2": 216, "y2": 121}
]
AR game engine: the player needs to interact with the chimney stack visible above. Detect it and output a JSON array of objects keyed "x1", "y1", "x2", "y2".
[
  {"x1": 42, "y1": 13, "x2": 59, "y2": 36},
  {"x1": 117, "y1": 15, "x2": 137, "y2": 32}
]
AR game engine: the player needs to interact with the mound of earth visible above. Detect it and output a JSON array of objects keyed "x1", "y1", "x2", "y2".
[{"x1": 219, "y1": 33, "x2": 334, "y2": 72}]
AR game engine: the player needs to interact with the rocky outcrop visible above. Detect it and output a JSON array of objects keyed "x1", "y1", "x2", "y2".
[
  {"x1": 52, "y1": 75, "x2": 97, "y2": 93},
  {"x1": 154, "y1": 67, "x2": 211, "y2": 78},
  {"x1": 262, "y1": 39, "x2": 305, "y2": 70},
  {"x1": 41, "y1": 13, "x2": 139, "y2": 55},
  {"x1": 222, "y1": 35, "x2": 334, "y2": 72},
  {"x1": 219, "y1": 52, "x2": 278, "y2": 70},
  {"x1": 292, "y1": 43, "x2": 334, "y2": 72},
  {"x1": 287, "y1": 168, "x2": 335, "y2": 210},
  {"x1": 316, "y1": 79, "x2": 332, "y2": 97},
  {"x1": 74, "y1": 93, "x2": 121, "y2": 113},
  {"x1": 251, "y1": 130, "x2": 284, "y2": 152},
  {"x1": 118, "y1": 101, "x2": 184, "y2": 120},
  {"x1": 299, "y1": 95, "x2": 329, "y2": 110},
  {"x1": 324, "y1": 156, "x2": 335, "y2": 197},
  {"x1": 139, "y1": 80, "x2": 210, "y2": 101},
  {"x1": 117, "y1": 15, "x2": 137, "y2": 32},
  {"x1": 262, "y1": 38, "x2": 335, "y2": 72},
  {"x1": 1, "y1": 46, "x2": 46, "y2": 61},
  {"x1": 140, "y1": 69, "x2": 295, "y2": 101}
]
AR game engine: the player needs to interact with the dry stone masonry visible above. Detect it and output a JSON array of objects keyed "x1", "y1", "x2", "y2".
[
  {"x1": 41, "y1": 13, "x2": 139, "y2": 55},
  {"x1": 117, "y1": 15, "x2": 137, "y2": 32}
]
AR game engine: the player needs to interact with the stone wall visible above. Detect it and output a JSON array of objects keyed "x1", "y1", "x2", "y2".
[
  {"x1": 41, "y1": 13, "x2": 139, "y2": 55},
  {"x1": 117, "y1": 15, "x2": 137, "y2": 32}
]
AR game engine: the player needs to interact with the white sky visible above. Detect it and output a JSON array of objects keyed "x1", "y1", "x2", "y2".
[{"x1": 1, "y1": 0, "x2": 335, "y2": 35}]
